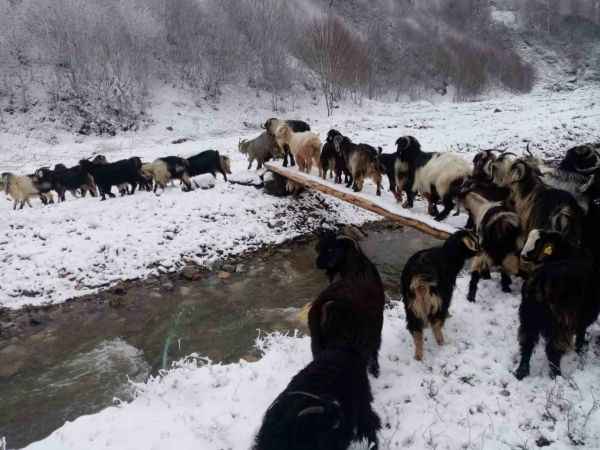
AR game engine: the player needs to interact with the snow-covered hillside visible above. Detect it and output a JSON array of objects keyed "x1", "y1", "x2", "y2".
[{"x1": 1, "y1": 85, "x2": 599, "y2": 309}]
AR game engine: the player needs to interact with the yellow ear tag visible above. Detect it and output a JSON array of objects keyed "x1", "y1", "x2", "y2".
[{"x1": 543, "y1": 244, "x2": 553, "y2": 256}]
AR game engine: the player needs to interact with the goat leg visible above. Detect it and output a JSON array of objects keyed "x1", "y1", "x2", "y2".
[
  {"x1": 500, "y1": 271, "x2": 512, "y2": 293},
  {"x1": 575, "y1": 327, "x2": 588, "y2": 354},
  {"x1": 467, "y1": 271, "x2": 480, "y2": 303},
  {"x1": 515, "y1": 326, "x2": 539, "y2": 380},
  {"x1": 412, "y1": 330, "x2": 424, "y2": 361},
  {"x1": 545, "y1": 340, "x2": 563, "y2": 379}
]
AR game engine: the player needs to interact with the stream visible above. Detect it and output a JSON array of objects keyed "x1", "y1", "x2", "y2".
[{"x1": 0, "y1": 225, "x2": 436, "y2": 448}]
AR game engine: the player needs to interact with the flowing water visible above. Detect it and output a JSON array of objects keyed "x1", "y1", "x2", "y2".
[{"x1": 0, "y1": 226, "x2": 436, "y2": 449}]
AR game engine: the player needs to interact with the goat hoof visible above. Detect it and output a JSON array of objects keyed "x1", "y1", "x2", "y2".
[
  {"x1": 514, "y1": 366, "x2": 530, "y2": 380},
  {"x1": 502, "y1": 285, "x2": 512, "y2": 293},
  {"x1": 467, "y1": 295, "x2": 476, "y2": 303}
]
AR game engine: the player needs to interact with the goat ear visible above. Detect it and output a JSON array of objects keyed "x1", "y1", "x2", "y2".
[
  {"x1": 297, "y1": 406, "x2": 325, "y2": 418},
  {"x1": 510, "y1": 162, "x2": 526, "y2": 182},
  {"x1": 462, "y1": 232, "x2": 479, "y2": 252}
]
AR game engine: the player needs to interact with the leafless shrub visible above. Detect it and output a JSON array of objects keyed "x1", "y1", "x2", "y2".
[{"x1": 297, "y1": 14, "x2": 368, "y2": 115}]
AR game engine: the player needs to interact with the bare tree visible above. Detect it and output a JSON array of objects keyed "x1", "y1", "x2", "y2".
[{"x1": 298, "y1": 14, "x2": 367, "y2": 115}]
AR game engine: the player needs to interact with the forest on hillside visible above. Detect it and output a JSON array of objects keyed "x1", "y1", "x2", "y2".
[{"x1": 0, "y1": 0, "x2": 598, "y2": 132}]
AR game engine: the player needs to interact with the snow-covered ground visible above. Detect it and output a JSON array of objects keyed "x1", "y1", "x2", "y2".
[
  {"x1": 2, "y1": 84, "x2": 600, "y2": 449},
  {"x1": 1, "y1": 84, "x2": 599, "y2": 309},
  {"x1": 22, "y1": 279, "x2": 600, "y2": 450}
]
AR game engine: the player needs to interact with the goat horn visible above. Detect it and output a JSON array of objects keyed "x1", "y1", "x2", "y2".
[
  {"x1": 297, "y1": 406, "x2": 325, "y2": 417},
  {"x1": 575, "y1": 155, "x2": 600, "y2": 174},
  {"x1": 498, "y1": 152, "x2": 517, "y2": 160},
  {"x1": 525, "y1": 143, "x2": 534, "y2": 156}
]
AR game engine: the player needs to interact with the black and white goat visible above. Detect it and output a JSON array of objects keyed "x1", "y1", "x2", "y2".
[
  {"x1": 252, "y1": 347, "x2": 381, "y2": 450},
  {"x1": 458, "y1": 179, "x2": 521, "y2": 302},
  {"x1": 158, "y1": 156, "x2": 193, "y2": 191},
  {"x1": 311, "y1": 227, "x2": 385, "y2": 377},
  {"x1": 491, "y1": 158, "x2": 584, "y2": 250},
  {"x1": 401, "y1": 230, "x2": 479, "y2": 360},
  {"x1": 515, "y1": 229, "x2": 600, "y2": 380},
  {"x1": 393, "y1": 136, "x2": 472, "y2": 221}
]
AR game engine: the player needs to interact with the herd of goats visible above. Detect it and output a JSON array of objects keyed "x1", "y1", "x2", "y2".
[{"x1": 2, "y1": 117, "x2": 600, "y2": 449}]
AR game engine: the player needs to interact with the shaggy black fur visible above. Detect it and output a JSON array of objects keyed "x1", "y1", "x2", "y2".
[
  {"x1": 312, "y1": 230, "x2": 384, "y2": 377},
  {"x1": 50, "y1": 163, "x2": 97, "y2": 202},
  {"x1": 252, "y1": 347, "x2": 381, "y2": 450},
  {"x1": 393, "y1": 136, "x2": 433, "y2": 208},
  {"x1": 401, "y1": 230, "x2": 478, "y2": 359},
  {"x1": 187, "y1": 150, "x2": 230, "y2": 182},
  {"x1": 467, "y1": 205, "x2": 520, "y2": 302},
  {"x1": 80, "y1": 157, "x2": 142, "y2": 200},
  {"x1": 321, "y1": 129, "x2": 346, "y2": 182},
  {"x1": 510, "y1": 161, "x2": 584, "y2": 247},
  {"x1": 516, "y1": 231, "x2": 600, "y2": 380},
  {"x1": 378, "y1": 150, "x2": 398, "y2": 192},
  {"x1": 158, "y1": 156, "x2": 193, "y2": 191}
]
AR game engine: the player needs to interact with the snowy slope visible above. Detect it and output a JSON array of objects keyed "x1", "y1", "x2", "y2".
[
  {"x1": 1, "y1": 84, "x2": 599, "y2": 309},
  {"x1": 23, "y1": 279, "x2": 600, "y2": 450}
]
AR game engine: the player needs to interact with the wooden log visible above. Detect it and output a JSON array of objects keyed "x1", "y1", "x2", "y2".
[{"x1": 265, "y1": 163, "x2": 453, "y2": 240}]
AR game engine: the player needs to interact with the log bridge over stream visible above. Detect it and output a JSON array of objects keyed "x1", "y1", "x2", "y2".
[{"x1": 265, "y1": 163, "x2": 458, "y2": 240}]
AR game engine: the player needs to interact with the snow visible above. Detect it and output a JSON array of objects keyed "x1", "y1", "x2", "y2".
[
  {"x1": 22, "y1": 279, "x2": 600, "y2": 450},
  {"x1": 1, "y1": 84, "x2": 599, "y2": 309}
]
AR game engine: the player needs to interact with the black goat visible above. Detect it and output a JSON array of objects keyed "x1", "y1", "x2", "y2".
[
  {"x1": 320, "y1": 130, "x2": 341, "y2": 181},
  {"x1": 378, "y1": 149, "x2": 398, "y2": 192},
  {"x1": 158, "y1": 156, "x2": 193, "y2": 191},
  {"x1": 401, "y1": 230, "x2": 479, "y2": 360},
  {"x1": 252, "y1": 347, "x2": 381, "y2": 450},
  {"x1": 50, "y1": 163, "x2": 97, "y2": 202},
  {"x1": 80, "y1": 157, "x2": 143, "y2": 200},
  {"x1": 311, "y1": 229, "x2": 385, "y2": 377},
  {"x1": 187, "y1": 150, "x2": 231, "y2": 183},
  {"x1": 515, "y1": 229, "x2": 600, "y2": 380}
]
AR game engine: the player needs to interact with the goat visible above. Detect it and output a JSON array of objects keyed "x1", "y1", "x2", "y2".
[
  {"x1": 323, "y1": 129, "x2": 350, "y2": 184},
  {"x1": 378, "y1": 149, "x2": 398, "y2": 192},
  {"x1": 239, "y1": 132, "x2": 282, "y2": 170},
  {"x1": 264, "y1": 118, "x2": 311, "y2": 167},
  {"x1": 333, "y1": 135, "x2": 382, "y2": 195},
  {"x1": 394, "y1": 136, "x2": 472, "y2": 221},
  {"x1": 158, "y1": 156, "x2": 193, "y2": 191},
  {"x1": 458, "y1": 180, "x2": 521, "y2": 302},
  {"x1": 187, "y1": 150, "x2": 231, "y2": 183},
  {"x1": 252, "y1": 347, "x2": 381, "y2": 450},
  {"x1": 515, "y1": 229, "x2": 600, "y2": 380},
  {"x1": 141, "y1": 160, "x2": 172, "y2": 193},
  {"x1": 311, "y1": 228, "x2": 385, "y2": 377},
  {"x1": 51, "y1": 163, "x2": 98, "y2": 201},
  {"x1": 89, "y1": 155, "x2": 134, "y2": 195},
  {"x1": 79, "y1": 157, "x2": 143, "y2": 200},
  {"x1": 401, "y1": 230, "x2": 479, "y2": 360},
  {"x1": 275, "y1": 125, "x2": 321, "y2": 174},
  {"x1": 28, "y1": 169, "x2": 55, "y2": 205},
  {"x1": 1, "y1": 172, "x2": 40, "y2": 209},
  {"x1": 320, "y1": 130, "x2": 340, "y2": 180},
  {"x1": 493, "y1": 158, "x2": 584, "y2": 250}
]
